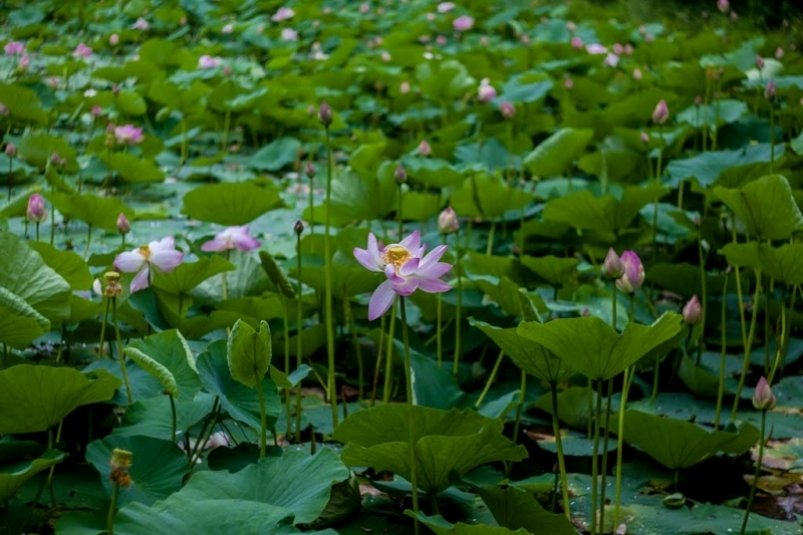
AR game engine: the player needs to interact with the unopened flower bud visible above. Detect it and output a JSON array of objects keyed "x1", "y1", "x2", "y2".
[
  {"x1": 294, "y1": 219, "x2": 304, "y2": 235},
  {"x1": 755, "y1": 55, "x2": 765, "y2": 70},
  {"x1": 305, "y1": 161, "x2": 316, "y2": 178},
  {"x1": 615, "y1": 251, "x2": 645, "y2": 293},
  {"x1": 417, "y1": 139, "x2": 432, "y2": 156},
  {"x1": 4, "y1": 142, "x2": 16, "y2": 157},
  {"x1": 764, "y1": 80, "x2": 776, "y2": 99},
  {"x1": 109, "y1": 33, "x2": 119, "y2": 46},
  {"x1": 640, "y1": 132, "x2": 649, "y2": 144},
  {"x1": 682, "y1": 295, "x2": 702, "y2": 325},
  {"x1": 752, "y1": 376, "x2": 776, "y2": 411},
  {"x1": 438, "y1": 206, "x2": 459, "y2": 235},
  {"x1": 651, "y1": 99, "x2": 669, "y2": 124},
  {"x1": 499, "y1": 101, "x2": 515, "y2": 118},
  {"x1": 50, "y1": 152, "x2": 66, "y2": 167},
  {"x1": 602, "y1": 248, "x2": 625, "y2": 279},
  {"x1": 26, "y1": 193, "x2": 47, "y2": 223},
  {"x1": 393, "y1": 164, "x2": 407, "y2": 184},
  {"x1": 774, "y1": 47, "x2": 784, "y2": 59},
  {"x1": 318, "y1": 101, "x2": 332, "y2": 127},
  {"x1": 116, "y1": 213, "x2": 130, "y2": 234}
]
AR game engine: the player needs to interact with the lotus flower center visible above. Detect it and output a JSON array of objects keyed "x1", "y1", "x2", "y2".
[
  {"x1": 382, "y1": 244, "x2": 412, "y2": 271},
  {"x1": 138, "y1": 245, "x2": 151, "y2": 259}
]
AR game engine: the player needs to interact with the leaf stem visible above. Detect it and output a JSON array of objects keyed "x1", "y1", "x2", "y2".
[
  {"x1": 257, "y1": 379, "x2": 267, "y2": 459},
  {"x1": 382, "y1": 301, "x2": 397, "y2": 403},
  {"x1": 112, "y1": 297, "x2": 133, "y2": 405},
  {"x1": 323, "y1": 125, "x2": 338, "y2": 428},
  {"x1": 550, "y1": 382, "x2": 571, "y2": 520},
  {"x1": 399, "y1": 297, "x2": 420, "y2": 535},
  {"x1": 740, "y1": 409, "x2": 767, "y2": 535}
]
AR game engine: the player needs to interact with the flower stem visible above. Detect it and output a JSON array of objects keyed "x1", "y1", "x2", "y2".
[
  {"x1": 550, "y1": 381, "x2": 571, "y2": 520},
  {"x1": 507, "y1": 369, "x2": 527, "y2": 479},
  {"x1": 591, "y1": 380, "x2": 602, "y2": 535},
  {"x1": 323, "y1": 126, "x2": 338, "y2": 428},
  {"x1": 283, "y1": 297, "x2": 291, "y2": 437},
  {"x1": 106, "y1": 483, "x2": 120, "y2": 535},
  {"x1": 452, "y1": 247, "x2": 463, "y2": 377},
  {"x1": 613, "y1": 367, "x2": 633, "y2": 526},
  {"x1": 399, "y1": 297, "x2": 420, "y2": 535},
  {"x1": 257, "y1": 379, "x2": 267, "y2": 459},
  {"x1": 740, "y1": 409, "x2": 767, "y2": 535},
  {"x1": 731, "y1": 269, "x2": 762, "y2": 420},
  {"x1": 475, "y1": 349, "x2": 504, "y2": 408},
  {"x1": 382, "y1": 301, "x2": 397, "y2": 403},
  {"x1": 84, "y1": 224, "x2": 92, "y2": 259},
  {"x1": 599, "y1": 379, "x2": 614, "y2": 533},
  {"x1": 295, "y1": 231, "x2": 304, "y2": 441},
  {"x1": 112, "y1": 297, "x2": 133, "y2": 405},
  {"x1": 169, "y1": 394, "x2": 177, "y2": 443},
  {"x1": 98, "y1": 297, "x2": 110, "y2": 359},
  {"x1": 714, "y1": 271, "x2": 730, "y2": 429}
]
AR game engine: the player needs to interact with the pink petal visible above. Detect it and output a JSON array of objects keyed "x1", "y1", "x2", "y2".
[
  {"x1": 151, "y1": 236, "x2": 176, "y2": 252},
  {"x1": 417, "y1": 261, "x2": 452, "y2": 279},
  {"x1": 354, "y1": 246, "x2": 382, "y2": 272},
  {"x1": 232, "y1": 230, "x2": 260, "y2": 251},
  {"x1": 201, "y1": 237, "x2": 228, "y2": 252},
  {"x1": 399, "y1": 257, "x2": 420, "y2": 277},
  {"x1": 390, "y1": 275, "x2": 419, "y2": 296},
  {"x1": 417, "y1": 278, "x2": 451, "y2": 293},
  {"x1": 114, "y1": 250, "x2": 146, "y2": 273},
  {"x1": 150, "y1": 249, "x2": 184, "y2": 272},
  {"x1": 419, "y1": 245, "x2": 447, "y2": 270},
  {"x1": 130, "y1": 266, "x2": 150, "y2": 293},
  {"x1": 368, "y1": 280, "x2": 396, "y2": 321},
  {"x1": 399, "y1": 230, "x2": 424, "y2": 256},
  {"x1": 367, "y1": 233, "x2": 383, "y2": 266}
]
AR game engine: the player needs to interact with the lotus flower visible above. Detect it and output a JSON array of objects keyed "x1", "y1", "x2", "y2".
[
  {"x1": 117, "y1": 213, "x2": 131, "y2": 235},
  {"x1": 271, "y1": 7, "x2": 295, "y2": 22},
  {"x1": 354, "y1": 231, "x2": 452, "y2": 320},
  {"x1": 437, "y1": 2, "x2": 456, "y2": 13},
  {"x1": 114, "y1": 237, "x2": 184, "y2": 292},
  {"x1": 586, "y1": 43, "x2": 607, "y2": 55},
  {"x1": 752, "y1": 376, "x2": 776, "y2": 411},
  {"x1": 109, "y1": 33, "x2": 120, "y2": 46},
  {"x1": 132, "y1": 17, "x2": 150, "y2": 30},
  {"x1": 602, "y1": 248, "x2": 624, "y2": 279},
  {"x1": 26, "y1": 193, "x2": 47, "y2": 223},
  {"x1": 417, "y1": 139, "x2": 432, "y2": 156},
  {"x1": 4, "y1": 41, "x2": 25, "y2": 55},
  {"x1": 478, "y1": 78, "x2": 496, "y2": 102},
  {"x1": 438, "y1": 207, "x2": 460, "y2": 235},
  {"x1": 201, "y1": 226, "x2": 260, "y2": 252},
  {"x1": 114, "y1": 124, "x2": 144, "y2": 145},
  {"x1": 499, "y1": 101, "x2": 515, "y2": 118},
  {"x1": 453, "y1": 15, "x2": 474, "y2": 32},
  {"x1": 198, "y1": 55, "x2": 222, "y2": 69},
  {"x1": 615, "y1": 251, "x2": 645, "y2": 293},
  {"x1": 682, "y1": 295, "x2": 702, "y2": 325},
  {"x1": 281, "y1": 28, "x2": 299, "y2": 41},
  {"x1": 73, "y1": 43, "x2": 93, "y2": 58},
  {"x1": 717, "y1": 0, "x2": 729, "y2": 12},
  {"x1": 651, "y1": 99, "x2": 669, "y2": 124}
]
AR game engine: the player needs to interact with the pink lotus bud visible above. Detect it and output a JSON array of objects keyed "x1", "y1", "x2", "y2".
[
  {"x1": 478, "y1": 78, "x2": 496, "y2": 102},
  {"x1": 640, "y1": 131, "x2": 650, "y2": 144},
  {"x1": 604, "y1": 53, "x2": 620, "y2": 67},
  {"x1": 380, "y1": 50, "x2": 391, "y2": 61},
  {"x1": 563, "y1": 78, "x2": 574, "y2": 89},
  {"x1": 132, "y1": 17, "x2": 150, "y2": 31},
  {"x1": 18, "y1": 54, "x2": 29, "y2": 70},
  {"x1": 602, "y1": 248, "x2": 624, "y2": 279},
  {"x1": 27, "y1": 193, "x2": 47, "y2": 223},
  {"x1": 615, "y1": 251, "x2": 645, "y2": 293},
  {"x1": 566, "y1": 21, "x2": 577, "y2": 32},
  {"x1": 116, "y1": 213, "x2": 131, "y2": 234},
  {"x1": 271, "y1": 7, "x2": 295, "y2": 22},
  {"x1": 282, "y1": 28, "x2": 299, "y2": 42},
  {"x1": 765, "y1": 80, "x2": 776, "y2": 99},
  {"x1": 221, "y1": 23, "x2": 234, "y2": 34},
  {"x1": 632, "y1": 68, "x2": 643, "y2": 80},
  {"x1": 50, "y1": 152, "x2": 66, "y2": 166},
  {"x1": 197, "y1": 55, "x2": 222, "y2": 69},
  {"x1": 91, "y1": 105, "x2": 103, "y2": 117},
  {"x1": 109, "y1": 33, "x2": 119, "y2": 46},
  {"x1": 624, "y1": 44, "x2": 634, "y2": 55},
  {"x1": 755, "y1": 55, "x2": 765, "y2": 70},
  {"x1": 305, "y1": 161, "x2": 316, "y2": 178},
  {"x1": 0, "y1": 102, "x2": 8, "y2": 116},
  {"x1": 453, "y1": 15, "x2": 474, "y2": 32},
  {"x1": 318, "y1": 101, "x2": 332, "y2": 126},
  {"x1": 359, "y1": 3, "x2": 370, "y2": 14},
  {"x1": 435, "y1": 35, "x2": 447, "y2": 46},
  {"x1": 417, "y1": 139, "x2": 432, "y2": 156},
  {"x1": 499, "y1": 101, "x2": 515, "y2": 118},
  {"x1": 682, "y1": 295, "x2": 702, "y2": 325},
  {"x1": 729, "y1": 10, "x2": 738, "y2": 21},
  {"x1": 437, "y1": 2, "x2": 456, "y2": 13},
  {"x1": 5, "y1": 142, "x2": 16, "y2": 157},
  {"x1": 438, "y1": 206, "x2": 460, "y2": 235},
  {"x1": 114, "y1": 124, "x2": 144, "y2": 145},
  {"x1": 612, "y1": 43, "x2": 624, "y2": 55},
  {"x1": 571, "y1": 36, "x2": 584, "y2": 49},
  {"x1": 74, "y1": 42, "x2": 93, "y2": 58},
  {"x1": 717, "y1": 0, "x2": 729, "y2": 12},
  {"x1": 651, "y1": 99, "x2": 669, "y2": 124},
  {"x1": 393, "y1": 164, "x2": 407, "y2": 184},
  {"x1": 294, "y1": 219, "x2": 304, "y2": 235},
  {"x1": 4, "y1": 41, "x2": 25, "y2": 55},
  {"x1": 775, "y1": 47, "x2": 784, "y2": 59},
  {"x1": 400, "y1": 81, "x2": 411, "y2": 94},
  {"x1": 752, "y1": 376, "x2": 776, "y2": 410}
]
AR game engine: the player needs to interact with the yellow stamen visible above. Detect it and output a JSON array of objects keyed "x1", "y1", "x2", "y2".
[
  {"x1": 382, "y1": 244, "x2": 412, "y2": 271},
  {"x1": 138, "y1": 245, "x2": 151, "y2": 259}
]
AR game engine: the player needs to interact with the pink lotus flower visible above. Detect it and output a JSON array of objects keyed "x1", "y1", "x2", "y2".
[
  {"x1": 453, "y1": 15, "x2": 474, "y2": 32},
  {"x1": 74, "y1": 43, "x2": 93, "y2": 58},
  {"x1": 570, "y1": 36, "x2": 584, "y2": 49},
  {"x1": 4, "y1": 41, "x2": 25, "y2": 55},
  {"x1": 201, "y1": 226, "x2": 260, "y2": 252},
  {"x1": 651, "y1": 99, "x2": 669, "y2": 124},
  {"x1": 271, "y1": 7, "x2": 295, "y2": 22},
  {"x1": 775, "y1": 47, "x2": 784, "y2": 59},
  {"x1": 602, "y1": 248, "x2": 624, "y2": 279},
  {"x1": 633, "y1": 68, "x2": 643, "y2": 80},
  {"x1": 132, "y1": 17, "x2": 150, "y2": 30},
  {"x1": 281, "y1": 28, "x2": 299, "y2": 41},
  {"x1": 478, "y1": 78, "x2": 496, "y2": 102},
  {"x1": 91, "y1": 105, "x2": 104, "y2": 117},
  {"x1": 114, "y1": 236, "x2": 184, "y2": 293},
  {"x1": 27, "y1": 193, "x2": 47, "y2": 223},
  {"x1": 417, "y1": 139, "x2": 432, "y2": 156},
  {"x1": 563, "y1": 78, "x2": 574, "y2": 89},
  {"x1": 4, "y1": 142, "x2": 16, "y2": 157},
  {"x1": 198, "y1": 55, "x2": 222, "y2": 69},
  {"x1": 586, "y1": 43, "x2": 608, "y2": 55},
  {"x1": 717, "y1": 0, "x2": 729, "y2": 13},
  {"x1": 604, "y1": 53, "x2": 620, "y2": 67},
  {"x1": 499, "y1": 100, "x2": 515, "y2": 118},
  {"x1": 114, "y1": 124, "x2": 144, "y2": 145},
  {"x1": 437, "y1": 2, "x2": 456, "y2": 13},
  {"x1": 18, "y1": 54, "x2": 29, "y2": 70},
  {"x1": 109, "y1": 33, "x2": 120, "y2": 46},
  {"x1": 752, "y1": 376, "x2": 776, "y2": 410},
  {"x1": 615, "y1": 251, "x2": 645, "y2": 293},
  {"x1": 682, "y1": 295, "x2": 702, "y2": 325},
  {"x1": 354, "y1": 231, "x2": 452, "y2": 320},
  {"x1": 117, "y1": 213, "x2": 131, "y2": 234},
  {"x1": 221, "y1": 23, "x2": 234, "y2": 34},
  {"x1": 437, "y1": 207, "x2": 459, "y2": 235},
  {"x1": 400, "y1": 81, "x2": 411, "y2": 94}
]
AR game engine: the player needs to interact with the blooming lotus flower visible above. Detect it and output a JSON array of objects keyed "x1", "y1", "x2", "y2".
[
  {"x1": 201, "y1": 226, "x2": 260, "y2": 252},
  {"x1": 27, "y1": 193, "x2": 47, "y2": 223},
  {"x1": 354, "y1": 231, "x2": 452, "y2": 320},
  {"x1": 478, "y1": 78, "x2": 496, "y2": 102},
  {"x1": 717, "y1": 0, "x2": 729, "y2": 12},
  {"x1": 437, "y1": 2, "x2": 456, "y2": 13},
  {"x1": 4, "y1": 41, "x2": 25, "y2": 55},
  {"x1": 132, "y1": 17, "x2": 150, "y2": 30},
  {"x1": 109, "y1": 33, "x2": 120, "y2": 46},
  {"x1": 651, "y1": 99, "x2": 669, "y2": 124},
  {"x1": 604, "y1": 53, "x2": 620, "y2": 67},
  {"x1": 198, "y1": 55, "x2": 222, "y2": 69},
  {"x1": 73, "y1": 43, "x2": 93, "y2": 58},
  {"x1": 91, "y1": 105, "x2": 104, "y2": 117},
  {"x1": 570, "y1": 36, "x2": 584, "y2": 49},
  {"x1": 114, "y1": 236, "x2": 184, "y2": 293},
  {"x1": 615, "y1": 251, "x2": 645, "y2": 293},
  {"x1": 221, "y1": 23, "x2": 234, "y2": 34},
  {"x1": 752, "y1": 376, "x2": 776, "y2": 411},
  {"x1": 114, "y1": 124, "x2": 144, "y2": 145},
  {"x1": 453, "y1": 15, "x2": 474, "y2": 32},
  {"x1": 271, "y1": 7, "x2": 295, "y2": 22}
]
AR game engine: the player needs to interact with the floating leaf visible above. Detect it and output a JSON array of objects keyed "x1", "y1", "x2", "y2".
[
  {"x1": 152, "y1": 256, "x2": 235, "y2": 295},
  {"x1": 0, "y1": 449, "x2": 64, "y2": 501},
  {"x1": 523, "y1": 128, "x2": 594, "y2": 177},
  {"x1": 100, "y1": 152, "x2": 165, "y2": 183},
  {"x1": 48, "y1": 192, "x2": 134, "y2": 231},
  {"x1": 249, "y1": 137, "x2": 301, "y2": 171},
  {"x1": 182, "y1": 182, "x2": 282, "y2": 225}
]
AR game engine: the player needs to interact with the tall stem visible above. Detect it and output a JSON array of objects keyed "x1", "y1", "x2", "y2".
[
  {"x1": 591, "y1": 380, "x2": 602, "y2": 535},
  {"x1": 295, "y1": 232, "x2": 304, "y2": 441},
  {"x1": 257, "y1": 380, "x2": 267, "y2": 459},
  {"x1": 550, "y1": 382, "x2": 571, "y2": 520},
  {"x1": 98, "y1": 297, "x2": 111, "y2": 359},
  {"x1": 475, "y1": 349, "x2": 504, "y2": 408},
  {"x1": 696, "y1": 229, "x2": 707, "y2": 363},
  {"x1": 399, "y1": 297, "x2": 420, "y2": 534},
  {"x1": 169, "y1": 394, "x2": 177, "y2": 443},
  {"x1": 739, "y1": 409, "x2": 767, "y2": 535},
  {"x1": 112, "y1": 297, "x2": 133, "y2": 405},
  {"x1": 714, "y1": 271, "x2": 730, "y2": 429},
  {"x1": 731, "y1": 270, "x2": 762, "y2": 419},
  {"x1": 323, "y1": 126, "x2": 338, "y2": 428},
  {"x1": 451, "y1": 247, "x2": 463, "y2": 377},
  {"x1": 106, "y1": 483, "x2": 120, "y2": 535},
  {"x1": 382, "y1": 301, "x2": 397, "y2": 403},
  {"x1": 283, "y1": 298, "x2": 291, "y2": 437},
  {"x1": 613, "y1": 367, "x2": 633, "y2": 526},
  {"x1": 599, "y1": 379, "x2": 614, "y2": 533}
]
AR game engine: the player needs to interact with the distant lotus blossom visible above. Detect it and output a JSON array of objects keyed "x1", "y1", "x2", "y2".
[
  {"x1": 221, "y1": 23, "x2": 234, "y2": 34},
  {"x1": 453, "y1": 15, "x2": 474, "y2": 32},
  {"x1": 755, "y1": 55, "x2": 765, "y2": 70},
  {"x1": 478, "y1": 78, "x2": 496, "y2": 102},
  {"x1": 400, "y1": 81, "x2": 411, "y2": 94},
  {"x1": 765, "y1": 80, "x2": 776, "y2": 99},
  {"x1": 729, "y1": 10, "x2": 738, "y2": 21},
  {"x1": 612, "y1": 43, "x2": 624, "y2": 55},
  {"x1": 682, "y1": 295, "x2": 702, "y2": 325},
  {"x1": 91, "y1": 105, "x2": 104, "y2": 117},
  {"x1": 281, "y1": 28, "x2": 299, "y2": 41},
  {"x1": 380, "y1": 51, "x2": 391, "y2": 62},
  {"x1": 114, "y1": 236, "x2": 184, "y2": 293},
  {"x1": 651, "y1": 99, "x2": 669, "y2": 124},
  {"x1": 752, "y1": 376, "x2": 776, "y2": 411},
  {"x1": 26, "y1": 193, "x2": 47, "y2": 223},
  {"x1": 117, "y1": 213, "x2": 131, "y2": 234},
  {"x1": 18, "y1": 55, "x2": 29, "y2": 70},
  {"x1": 354, "y1": 231, "x2": 452, "y2": 320},
  {"x1": 425, "y1": 12, "x2": 436, "y2": 21},
  {"x1": 201, "y1": 226, "x2": 260, "y2": 252},
  {"x1": 604, "y1": 53, "x2": 620, "y2": 67},
  {"x1": 640, "y1": 131, "x2": 650, "y2": 144},
  {"x1": 73, "y1": 43, "x2": 93, "y2": 58},
  {"x1": 437, "y1": 2, "x2": 456, "y2": 13},
  {"x1": 499, "y1": 101, "x2": 515, "y2": 118},
  {"x1": 109, "y1": 33, "x2": 120, "y2": 46},
  {"x1": 271, "y1": 7, "x2": 295, "y2": 22},
  {"x1": 624, "y1": 44, "x2": 634, "y2": 55},
  {"x1": 360, "y1": 3, "x2": 370, "y2": 13},
  {"x1": 4, "y1": 142, "x2": 16, "y2": 157},
  {"x1": 570, "y1": 36, "x2": 583, "y2": 49},
  {"x1": 436, "y1": 35, "x2": 447, "y2": 46},
  {"x1": 566, "y1": 21, "x2": 577, "y2": 32},
  {"x1": 417, "y1": 139, "x2": 432, "y2": 156},
  {"x1": 50, "y1": 152, "x2": 66, "y2": 166},
  {"x1": 198, "y1": 55, "x2": 222, "y2": 69},
  {"x1": 775, "y1": 47, "x2": 784, "y2": 59},
  {"x1": 4, "y1": 41, "x2": 25, "y2": 55},
  {"x1": 717, "y1": 0, "x2": 729, "y2": 12},
  {"x1": 563, "y1": 78, "x2": 574, "y2": 89},
  {"x1": 132, "y1": 17, "x2": 150, "y2": 30},
  {"x1": 615, "y1": 251, "x2": 645, "y2": 293},
  {"x1": 586, "y1": 43, "x2": 607, "y2": 55},
  {"x1": 114, "y1": 125, "x2": 144, "y2": 145},
  {"x1": 633, "y1": 68, "x2": 643, "y2": 80},
  {"x1": 438, "y1": 207, "x2": 459, "y2": 235}
]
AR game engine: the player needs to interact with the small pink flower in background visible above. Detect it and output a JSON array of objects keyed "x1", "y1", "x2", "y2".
[
  {"x1": 0, "y1": 102, "x2": 8, "y2": 115},
  {"x1": 604, "y1": 53, "x2": 620, "y2": 67},
  {"x1": 417, "y1": 139, "x2": 432, "y2": 156},
  {"x1": 50, "y1": 152, "x2": 66, "y2": 166},
  {"x1": 114, "y1": 125, "x2": 144, "y2": 145},
  {"x1": 221, "y1": 23, "x2": 234, "y2": 34},
  {"x1": 499, "y1": 100, "x2": 515, "y2": 118},
  {"x1": 752, "y1": 376, "x2": 776, "y2": 410},
  {"x1": 74, "y1": 43, "x2": 93, "y2": 58},
  {"x1": 380, "y1": 51, "x2": 391, "y2": 62},
  {"x1": 198, "y1": 55, "x2": 222, "y2": 69},
  {"x1": 566, "y1": 20, "x2": 577, "y2": 32},
  {"x1": 114, "y1": 236, "x2": 184, "y2": 293},
  {"x1": 117, "y1": 213, "x2": 131, "y2": 234},
  {"x1": 729, "y1": 10, "x2": 738, "y2": 21},
  {"x1": 682, "y1": 295, "x2": 702, "y2": 325},
  {"x1": 436, "y1": 35, "x2": 447, "y2": 46},
  {"x1": 91, "y1": 105, "x2": 104, "y2": 117},
  {"x1": 26, "y1": 193, "x2": 47, "y2": 223},
  {"x1": 612, "y1": 43, "x2": 624, "y2": 55},
  {"x1": 615, "y1": 251, "x2": 645, "y2": 293},
  {"x1": 400, "y1": 81, "x2": 411, "y2": 94},
  {"x1": 4, "y1": 41, "x2": 25, "y2": 55},
  {"x1": 5, "y1": 142, "x2": 16, "y2": 157},
  {"x1": 201, "y1": 226, "x2": 260, "y2": 252},
  {"x1": 563, "y1": 78, "x2": 574, "y2": 89},
  {"x1": 717, "y1": 0, "x2": 729, "y2": 13},
  {"x1": 354, "y1": 230, "x2": 452, "y2": 320},
  {"x1": 18, "y1": 54, "x2": 29, "y2": 70},
  {"x1": 281, "y1": 28, "x2": 299, "y2": 41},
  {"x1": 755, "y1": 55, "x2": 765, "y2": 70},
  {"x1": 570, "y1": 36, "x2": 584, "y2": 49},
  {"x1": 651, "y1": 99, "x2": 669, "y2": 124},
  {"x1": 694, "y1": 95, "x2": 703, "y2": 105},
  {"x1": 109, "y1": 33, "x2": 120, "y2": 46},
  {"x1": 775, "y1": 47, "x2": 784, "y2": 59},
  {"x1": 633, "y1": 68, "x2": 643, "y2": 80},
  {"x1": 271, "y1": 7, "x2": 295, "y2": 22},
  {"x1": 586, "y1": 43, "x2": 607, "y2": 55},
  {"x1": 437, "y1": 2, "x2": 455, "y2": 13},
  {"x1": 478, "y1": 78, "x2": 496, "y2": 102},
  {"x1": 640, "y1": 131, "x2": 650, "y2": 144},
  {"x1": 438, "y1": 207, "x2": 459, "y2": 235},
  {"x1": 453, "y1": 15, "x2": 474, "y2": 32},
  {"x1": 765, "y1": 80, "x2": 776, "y2": 99},
  {"x1": 359, "y1": 3, "x2": 370, "y2": 14},
  {"x1": 132, "y1": 17, "x2": 150, "y2": 30}
]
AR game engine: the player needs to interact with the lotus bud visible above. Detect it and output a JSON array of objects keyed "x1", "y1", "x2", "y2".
[
  {"x1": 50, "y1": 152, "x2": 66, "y2": 167},
  {"x1": 305, "y1": 161, "x2": 316, "y2": 179},
  {"x1": 651, "y1": 99, "x2": 669, "y2": 124},
  {"x1": 294, "y1": 219, "x2": 304, "y2": 236},
  {"x1": 602, "y1": 248, "x2": 625, "y2": 279},
  {"x1": 109, "y1": 33, "x2": 119, "y2": 46},
  {"x1": 640, "y1": 131, "x2": 650, "y2": 144},
  {"x1": 0, "y1": 102, "x2": 8, "y2": 116},
  {"x1": 755, "y1": 55, "x2": 765, "y2": 70},
  {"x1": 417, "y1": 139, "x2": 432, "y2": 156},
  {"x1": 4, "y1": 142, "x2": 16, "y2": 157},
  {"x1": 26, "y1": 193, "x2": 47, "y2": 223},
  {"x1": 717, "y1": 0, "x2": 729, "y2": 12},
  {"x1": 393, "y1": 164, "x2": 407, "y2": 184},
  {"x1": 499, "y1": 101, "x2": 515, "y2": 118},
  {"x1": 775, "y1": 47, "x2": 784, "y2": 59},
  {"x1": 752, "y1": 376, "x2": 776, "y2": 411},
  {"x1": 563, "y1": 78, "x2": 574, "y2": 89},
  {"x1": 318, "y1": 101, "x2": 332, "y2": 127},
  {"x1": 764, "y1": 80, "x2": 776, "y2": 99},
  {"x1": 438, "y1": 206, "x2": 460, "y2": 235},
  {"x1": 116, "y1": 213, "x2": 130, "y2": 235},
  {"x1": 615, "y1": 250, "x2": 645, "y2": 293},
  {"x1": 682, "y1": 295, "x2": 702, "y2": 325}
]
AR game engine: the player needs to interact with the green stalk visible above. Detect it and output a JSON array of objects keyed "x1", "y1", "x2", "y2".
[
  {"x1": 611, "y1": 284, "x2": 618, "y2": 331},
  {"x1": 98, "y1": 297, "x2": 111, "y2": 359},
  {"x1": 485, "y1": 222, "x2": 496, "y2": 256},
  {"x1": 323, "y1": 126, "x2": 338, "y2": 428},
  {"x1": 346, "y1": 298, "x2": 365, "y2": 399},
  {"x1": 84, "y1": 224, "x2": 92, "y2": 259},
  {"x1": 731, "y1": 270, "x2": 762, "y2": 419},
  {"x1": 35, "y1": 221, "x2": 40, "y2": 241},
  {"x1": 475, "y1": 349, "x2": 504, "y2": 408},
  {"x1": 714, "y1": 271, "x2": 730, "y2": 429},
  {"x1": 436, "y1": 292, "x2": 443, "y2": 367},
  {"x1": 599, "y1": 379, "x2": 614, "y2": 534},
  {"x1": 452, "y1": 247, "x2": 463, "y2": 377},
  {"x1": 696, "y1": 229, "x2": 708, "y2": 364},
  {"x1": 169, "y1": 394, "x2": 177, "y2": 443},
  {"x1": 257, "y1": 379, "x2": 267, "y2": 459},
  {"x1": 399, "y1": 297, "x2": 420, "y2": 535},
  {"x1": 382, "y1": 301, "x2": 397, "y2": 403},
  {"x1": 370, "y1": 314, "x2": 386, "y2": 406},
  {"x1": 739, "y1": 409, "x2": 767, "y2": 535},
  {"x1": 613, "y1": 367, "x2": 634, "y2": 526},
  {"x1": 590, "y1": 380, "x2": 602, "y2": 535},
  {"x1": 295, "y1": 232, "x2": 304, "y2": 441},
  {"x1": 112, "y1": 297, "x2": 133, "y2": 405},
  {"x1": 106, "y1": 483, "x2": 120, "y2": 535},
  {"x1": 507, "y1": 370, "x2": 527, "y2": 478},
  {"x1": 308, "y1": 170, "x2": 315, "y2": 235},
  {"x1": 550, "y1": 382, "x2": 571, "y2": 520},
  {"x1": 283, "y1": 298, "x2": 291, "y2": 437}
]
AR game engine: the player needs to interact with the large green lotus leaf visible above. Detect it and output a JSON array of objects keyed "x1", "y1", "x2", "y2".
[
  {"x1": 721, "y1": 242, "x2": 803, "y2": 285},
  {"x1": 152, "y1": 256, "x2": 235, "y2": 295},
  {"x1": 408, "y1": 513, "x2": 526, "y2": 535},
  {"x1": 197, "y1": 340, "x2": 281, "y2": 431},
  {"x1": 48, "y1": 192, "x2": 134, "y2": 231},
  {"x1": 334, "y1": 405, "x2": 527, "y2": 494},
  {"x1": 0, "y1": 366, "x2": 120, "y2": 434},
  {"x1": 620, "y1": 410, "x2": 757, "y2": 469},
  {"x1": 472, "y1": 319, "x2": 572, "y2": 383},
  {"x1": 248, "y1": 137, "x2": 301, "y2": 171},
  {"x1": 228, "y1": 319, "x2": 271, "y2": 389},
  {"x1": 0, "y1": 231, "x2": 71, "y2": 322},
  {"x1": 477, "y1": 485, "x2": 578, "y2": 535},
  {"x1": 17, "y1": 133, "x2": 77, "y2": 170},
  {"x1": 675, "y1": 99, "x2": 748, "y2": 128},
  {"x1": 401, "y1": 191, "x2": 442, "y2": 221},
  {"x1": 113, "y1": 394, "x2": 215, "y2": 441},
  {"x1": 0, "y1": 83, "x2": 48, "y2": 124},
  {"x1": 127, "y1": 330, "x2": 200, "y2": 401},
  {"x1": 181, "y1": 182, "x2": 283, "y2": 225},
  {"x1": 402, "y1": 157, "x2": 464, "y2": 188},
  {"x1": 27, "y1": 242, "x2": 93, "y2": 291},
  {"x1": 665, "y1": 143, "x2": 779, "y2": 188},
  {"x1": 85, "y1": 435, "x2": 187, "y2": 507},
  {"x1": 416, "y1": 59, "x2": 475, "y2": 100},
  {"x1": 0, "y1": 449, "x2": 64, "y2": 501},
  {"x1": 714, "y1": 174, "x2": 803, "y2": 241},
  {"x1": 0, "y1": 288, "x2": 49, "y2": 347},
  {"x1": 349, "y1": 141, "x2": 387, "y2": 181},
  {"x1": 455, "y1": 138, "x2": 513, "y2": 172},
  {"x1": 116, "y1": 89, "x2": 147, "y2": 115},
  {"x1": 517, "y1": 313, "x2": 682, "y2": 381},
  {"x1": 523, "y1": 128, "x2": 594, "y2": 178},
  {"x1": 100, "y1": 152, "x2": 165, "y2": 183},
  {"x1": 519, "y1": 255, "x2": 579, "y2": 286},
  {"x1": 449, "y1": 173, "x2": 533, "y2": 219},
  {"x1": 193, "y1": 249, "x2": 269, "y2": 301},
  {"x1": 499, "y1": 74, "x2": 553, "y2": 103},
  {"x1": 297, "y1": 262, "x2": 384, "y2": 297}
]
